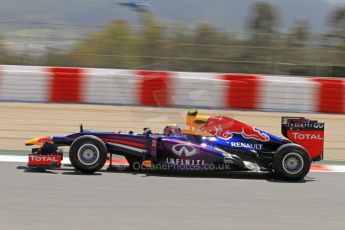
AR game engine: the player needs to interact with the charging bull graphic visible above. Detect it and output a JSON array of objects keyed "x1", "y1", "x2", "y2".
[{"x1": 194, "y1": 116, "x2": 270, "y2": 142}]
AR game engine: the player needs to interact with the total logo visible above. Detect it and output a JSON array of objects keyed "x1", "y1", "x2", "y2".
[
  {"x1": 172, "y1": 144, "x2": 197, "y2": 157},
  {"x1": 292, "y1": 133, "x2": 323, "y2": 140},
  {"x1": 29, "y1": 155, "x2": 60, "y2": 162}
]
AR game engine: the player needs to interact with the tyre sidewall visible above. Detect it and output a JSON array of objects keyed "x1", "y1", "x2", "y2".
[
  {"x1": 69, "y1": 135, "x2": 107, "y2": 173},
  {"x1": 273, "y1": 143, "x2": 311, "y2": 181}
]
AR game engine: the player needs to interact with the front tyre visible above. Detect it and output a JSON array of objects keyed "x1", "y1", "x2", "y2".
[
  {"x1": 273, "y1": 143, "x2": 311, "y2": 181},
  {"x1": 69, "y1": 135, "x2": 107, "y2": 174}
]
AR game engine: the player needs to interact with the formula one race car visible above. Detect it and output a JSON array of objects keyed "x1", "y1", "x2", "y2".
[{"x1": 25, "y1": 109, "x2": 324, "y2": 180}]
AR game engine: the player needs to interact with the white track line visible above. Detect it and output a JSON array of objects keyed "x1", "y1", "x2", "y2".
[
  {"x1": 0, "y1": 155, "x2": 71, "y2": 164},
  {"x1": 312, "y1": 165, "x2": 345, "y2": 173}
]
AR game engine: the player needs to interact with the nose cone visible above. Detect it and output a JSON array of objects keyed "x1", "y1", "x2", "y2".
[{"x1": 25, "y1": 137, "x2": 41, "y2": 146}]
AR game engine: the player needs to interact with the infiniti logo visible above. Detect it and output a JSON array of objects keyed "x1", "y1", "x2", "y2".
[{"x1": 172, "y1": 144, "x2": 197, "y2": 157}]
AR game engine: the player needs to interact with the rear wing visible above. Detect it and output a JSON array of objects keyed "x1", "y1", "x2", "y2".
[{"x1": 281, "y1": 117, "x2": 324, "y2": 161}]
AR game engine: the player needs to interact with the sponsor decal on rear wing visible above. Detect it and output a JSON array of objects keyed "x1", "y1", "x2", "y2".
[
  {"x1": 281, "y1": 117, "x2": 324, "y2": 161},
  {"x1": 282, "y1": 117, "x2": 324, "y2": 131}
]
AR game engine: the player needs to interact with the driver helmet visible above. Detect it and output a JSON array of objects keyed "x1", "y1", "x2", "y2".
[{"x1": 163, "y1": 123, "x2": 181, "y2": 135}]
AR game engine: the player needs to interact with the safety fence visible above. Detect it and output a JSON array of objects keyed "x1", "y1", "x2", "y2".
[{"x1": 0, "y1": 65, "x2": 344, "y2": 113}]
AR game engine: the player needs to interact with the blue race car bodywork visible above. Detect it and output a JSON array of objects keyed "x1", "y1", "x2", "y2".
[{"x1": 25, "y1": 109, "x2": 324, "y2": 180}]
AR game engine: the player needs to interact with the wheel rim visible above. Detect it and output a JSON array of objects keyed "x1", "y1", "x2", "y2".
[
  {"x1": 77, "y1": 144, "x2": 100, "y2": 166},
  {"x1": 282, "y1": 152, "x2": 304, "y2": 174}
]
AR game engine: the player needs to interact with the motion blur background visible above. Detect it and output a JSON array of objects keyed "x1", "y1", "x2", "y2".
[
  {"x1": 1, "y1": 3, "x2": 345, "y2": 230},
  {"x1": 0, "y1": 0, "x2": 344, "y2": 77}
]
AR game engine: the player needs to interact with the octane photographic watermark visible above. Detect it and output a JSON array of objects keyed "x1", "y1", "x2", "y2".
[{"x1": 130, "y1": 162, "x2": 232, "y2": 171}]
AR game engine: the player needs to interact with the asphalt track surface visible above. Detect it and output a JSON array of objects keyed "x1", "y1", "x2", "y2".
[{"x1": 1, "y1": 162, "x2": 344, "y2": 230}]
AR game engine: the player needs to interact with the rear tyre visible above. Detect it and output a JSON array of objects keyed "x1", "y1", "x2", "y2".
[
  {"x1": 69, "y1": 135, "x2": 107, "y2": 174},
  {"x1": 273, "y1": 143, "x2": 311, "y2": 181}
]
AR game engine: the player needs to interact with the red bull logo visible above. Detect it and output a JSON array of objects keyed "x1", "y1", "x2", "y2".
[{"x1": 197, "y1": 116, "x2": 270, "y2": 142}]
